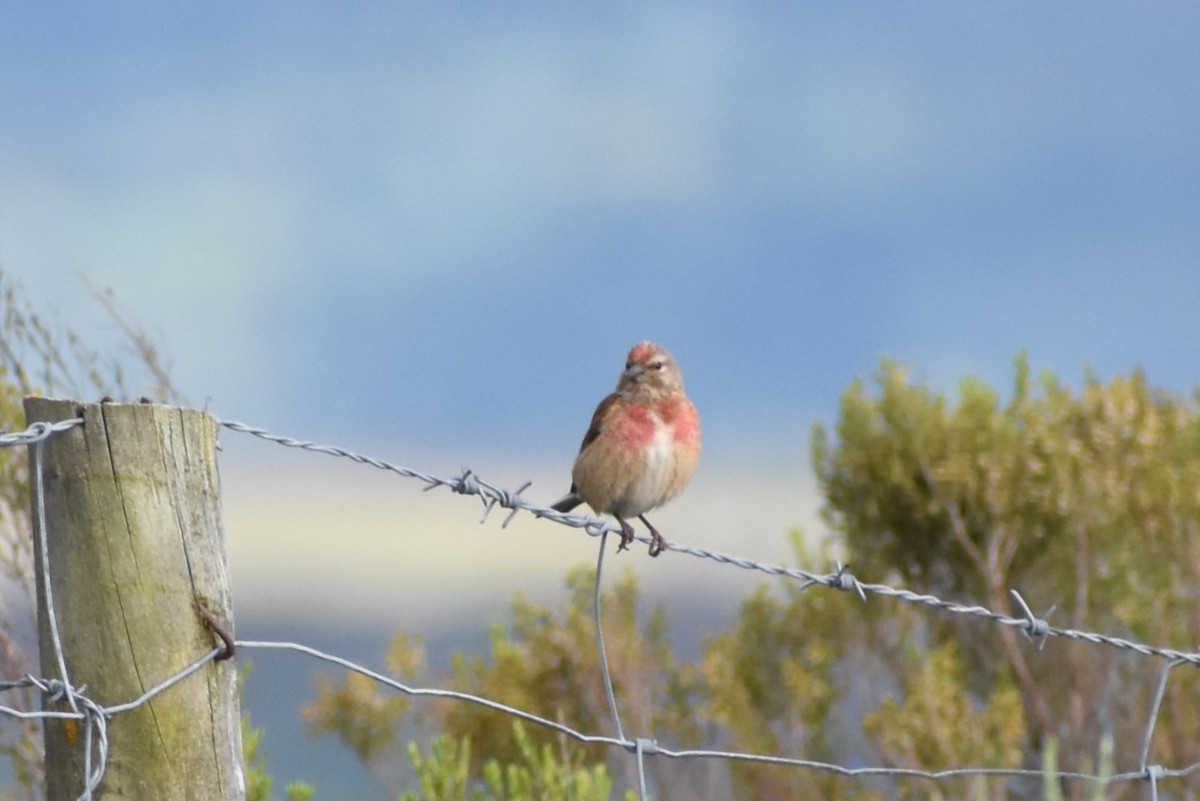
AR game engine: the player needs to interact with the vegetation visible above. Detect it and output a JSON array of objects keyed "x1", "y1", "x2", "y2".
[
  {"x1": 813, "y1": 355, "x2": 1200, "y2": 797},
  {"x1": 400, "y1": 723, "x2": 634, "y2": 801},
  {"x1": 308, "y1": 355, "x2": 1200, "y2": 800}
]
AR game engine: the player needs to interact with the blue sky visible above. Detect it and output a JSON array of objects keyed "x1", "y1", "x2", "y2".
[
  {"x1": 6, "y1": 3, "x2": 1199, "y2": 462},
  {"x1": 4, "y1": 3, "x2": 1200, "y2": 793}
]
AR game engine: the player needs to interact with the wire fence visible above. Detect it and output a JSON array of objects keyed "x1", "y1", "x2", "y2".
[{"x1": 3, "y1": 414, "x2": 1200, "y2": 800}]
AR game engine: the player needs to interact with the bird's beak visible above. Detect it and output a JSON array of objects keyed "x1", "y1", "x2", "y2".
[{"x1": 624, "y1": 364, "x2": 645, "y2": 380}]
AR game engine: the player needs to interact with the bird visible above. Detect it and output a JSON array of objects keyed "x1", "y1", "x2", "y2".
[{"x1": 551, "y1": 341, "x2": 701, "y2": 556}]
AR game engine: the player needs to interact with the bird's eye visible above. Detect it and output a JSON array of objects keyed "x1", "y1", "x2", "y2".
[
  {"x1": 649, "y1": 361, "x2": 665, "y2": 371},
  {"x1": 625, "y1": 361, "x2": 633, "y2": 370}
]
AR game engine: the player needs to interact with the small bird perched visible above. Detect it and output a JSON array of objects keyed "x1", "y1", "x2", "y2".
[{"x1": 551, "y1": 341, "x2": 701, "y2": 556}]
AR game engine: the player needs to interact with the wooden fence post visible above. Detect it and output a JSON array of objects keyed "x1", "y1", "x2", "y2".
[{"x1": 24, "y1": 398, "x2": 243, "y2": 800}]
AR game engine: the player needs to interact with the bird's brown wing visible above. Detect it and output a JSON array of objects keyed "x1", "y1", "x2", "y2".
[
  {"x1": 577, "y1": 392, "x2": 620, "y2": 454},
  {"x1": 553, "y1": 392, "x2": 622, "y2": 501}
]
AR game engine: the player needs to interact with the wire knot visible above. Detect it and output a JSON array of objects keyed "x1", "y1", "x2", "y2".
[
  {"x1": 41, "y1": 678, "x2": 70, "y2": 703},
  {"x1": 481, "y1": 480, "x2": 532, "y2": 528},
  {"x1": 1144, "y1": 764, "x2": 1166, "y2": 782},
  {"x1": 0, "y1": 417, "x2": 85, "y2": 447},
  {"x1": 450, "y1": 470, "x2": 480, "y2": 497},
  {"x1": 1009, "y1": 589, "x2": 1054, "y2": 651},
  {"x1": 36, "y1": 676, "x2": 86, "y2": 704},
  {"x1": 631, "y1": 737, "x2": 659, "y2": 755},
  {"x1": 829, "y1": 562, "x2": 867, "y2": 602}
]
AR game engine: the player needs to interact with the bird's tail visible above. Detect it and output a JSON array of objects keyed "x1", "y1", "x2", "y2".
[{"x1": 550, "y1": 492, "x2": 582, "y2": 513}]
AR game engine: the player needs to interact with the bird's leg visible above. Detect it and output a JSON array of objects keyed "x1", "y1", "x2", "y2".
[
  {"x1": 615, "y1": 516, "x2": 637, "y2": 552},
  {"x1": 639, "y1": 514, "x2": 668, "y2": 557}
]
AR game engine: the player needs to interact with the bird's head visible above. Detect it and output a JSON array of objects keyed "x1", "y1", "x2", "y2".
[{"x1": 617, "y1": 341, "x2": 684, "y2": 398}]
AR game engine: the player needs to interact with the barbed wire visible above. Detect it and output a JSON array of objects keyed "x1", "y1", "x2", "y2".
[
  {"x1": 217, "y1": 419, "x2": 1200, "y2": 668},
  {"x1": 3, "y1": 414, "x2": 1200, "y2": 800}
]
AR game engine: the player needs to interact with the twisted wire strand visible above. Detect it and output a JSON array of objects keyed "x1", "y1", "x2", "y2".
[{"x1": 219, "y1": 418, "x2": 1200, "y2": 668}]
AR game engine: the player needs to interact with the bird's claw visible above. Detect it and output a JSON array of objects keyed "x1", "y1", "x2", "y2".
[
  {"x1": 616, "y1": 519, "x2": 636, "y2": 552},
  {"x1": 613, "y1": 515, "x2": 667, "y2": 556},
  {"x1": 638, "y1": 514, "x2": 667, "y2": 557}
]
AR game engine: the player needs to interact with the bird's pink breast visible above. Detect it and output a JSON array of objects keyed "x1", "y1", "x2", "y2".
[
  {"x1": 660, "y1": 397, "x2": 700, "y2": 448},
  {"x1": 613, "y1": 405, "x2": 658, "y2": 449}
]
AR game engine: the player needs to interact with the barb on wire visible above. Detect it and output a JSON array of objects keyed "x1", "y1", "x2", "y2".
[
  {"x1": 1008, "y1": 589, "x2": 1053, "y2": 651},
  {"x1": 828, "y1": 561, "x2": 867, "y2": 601}
]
